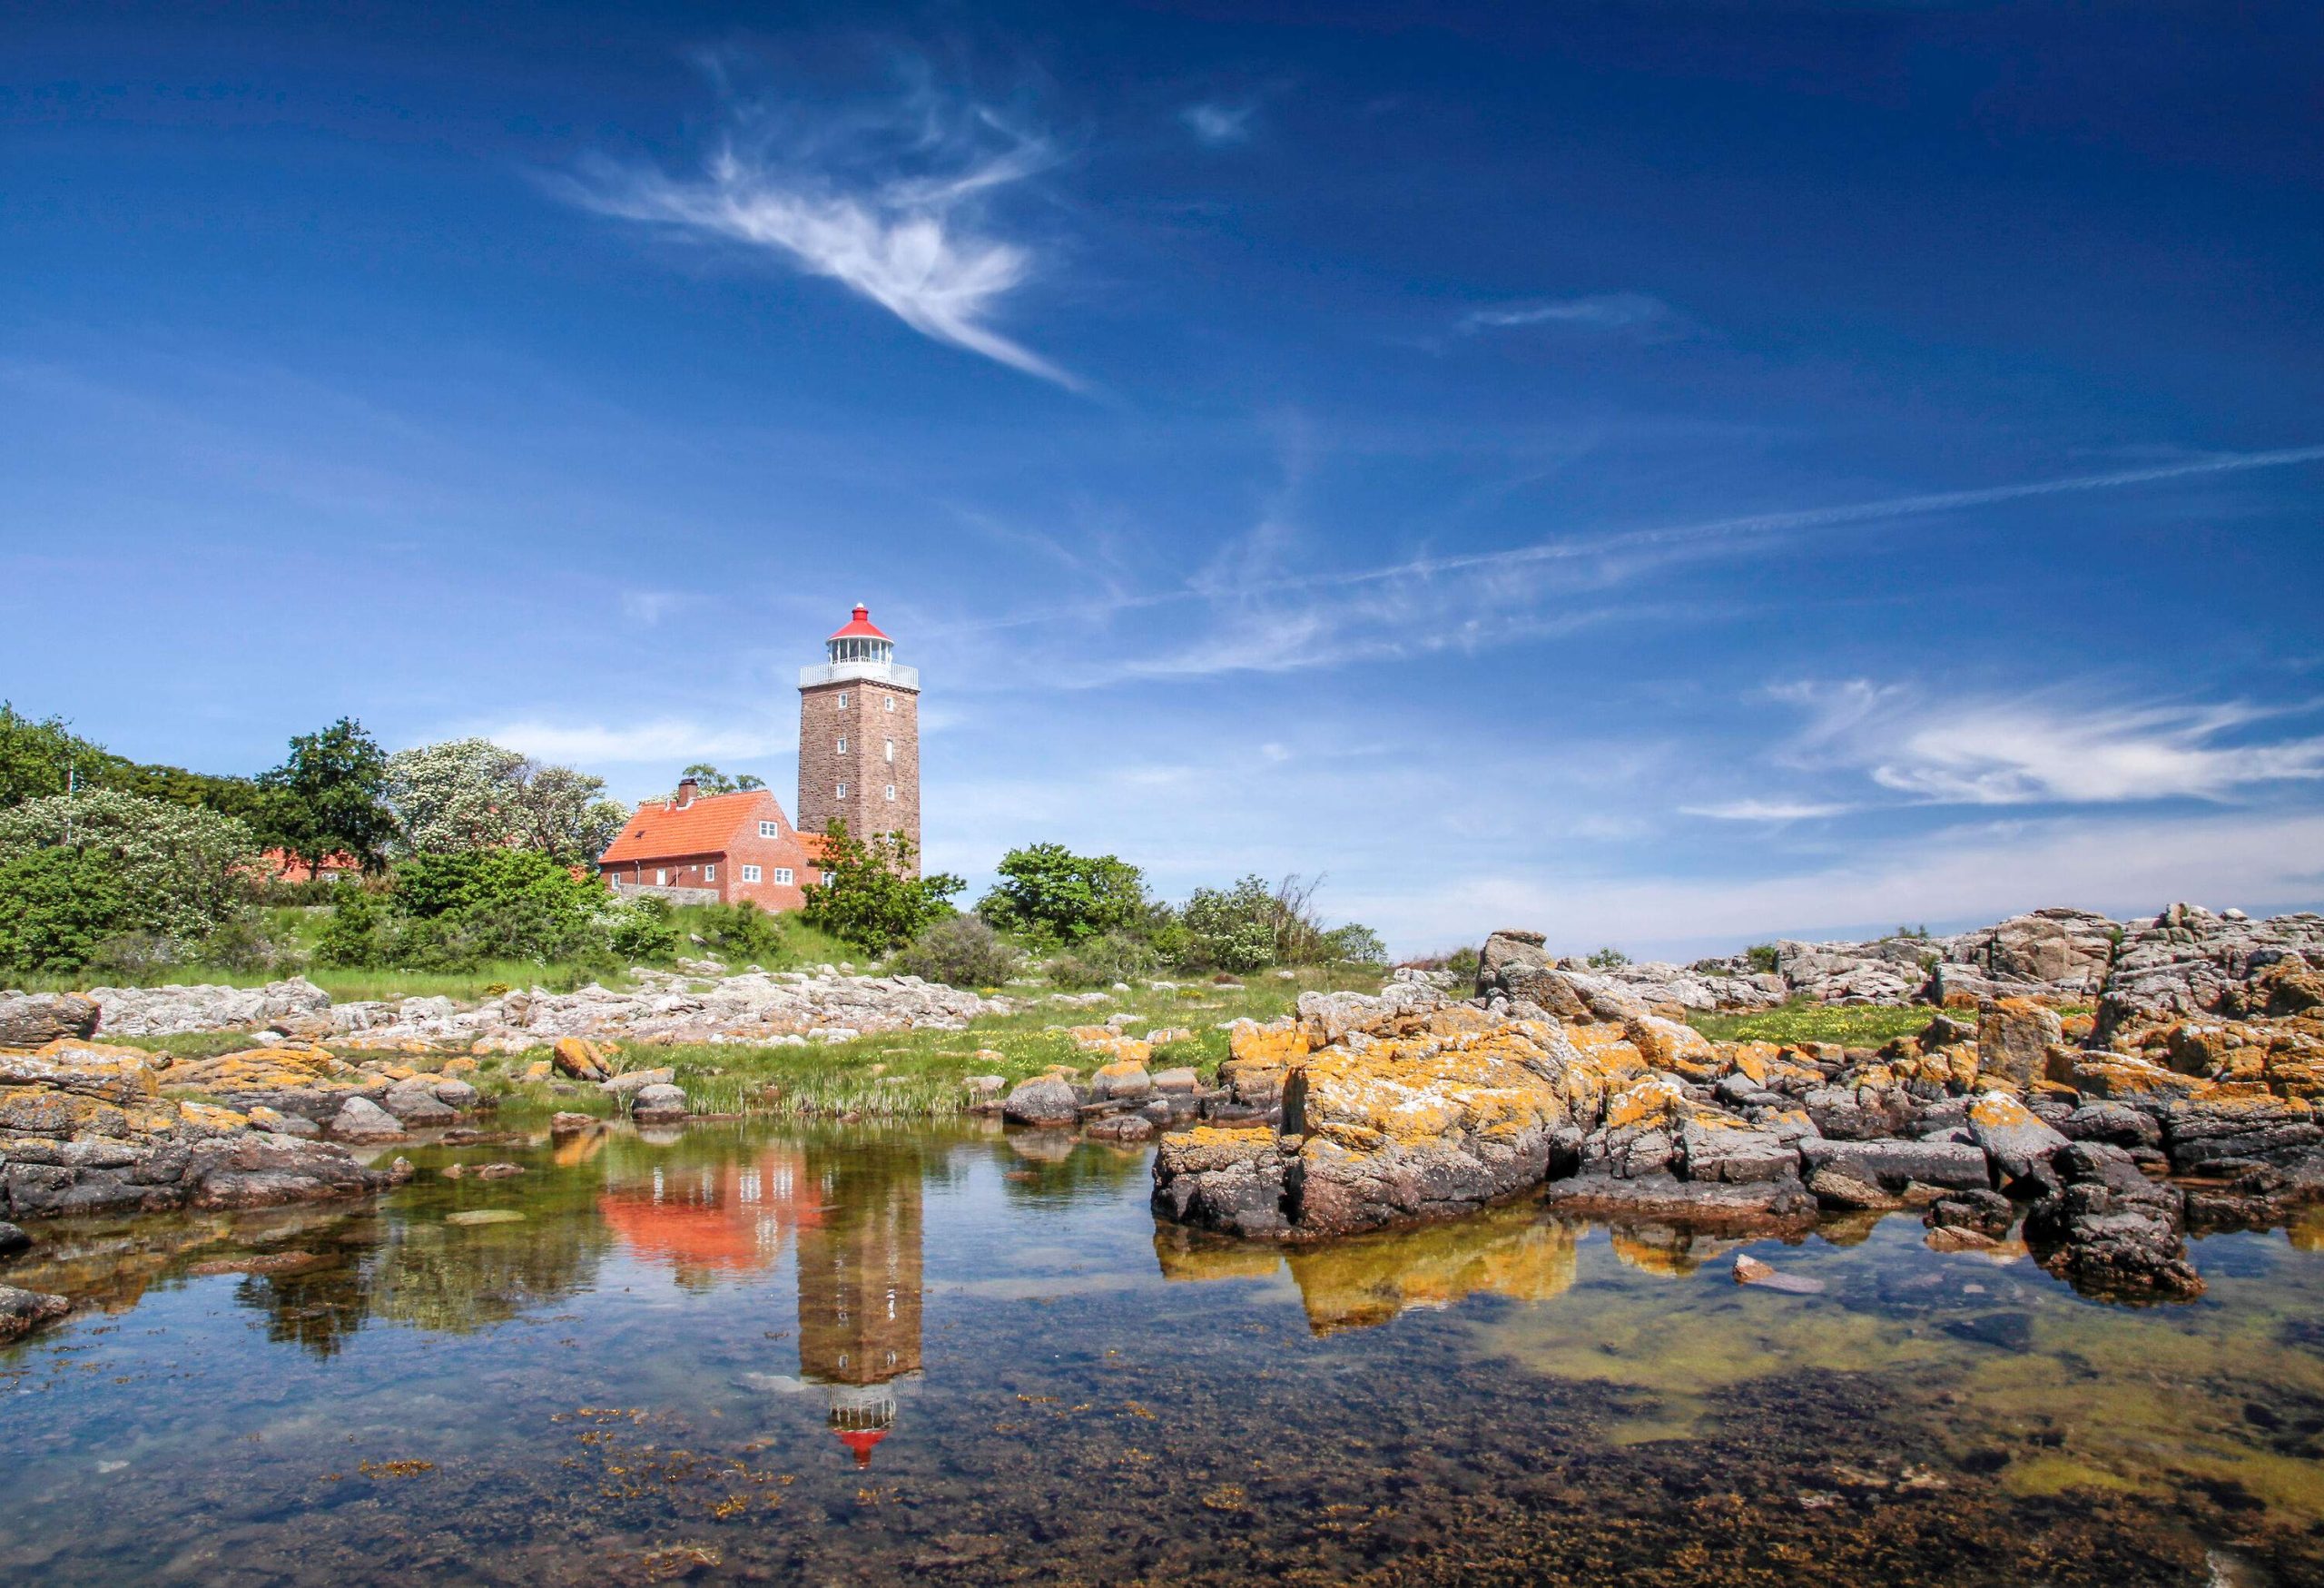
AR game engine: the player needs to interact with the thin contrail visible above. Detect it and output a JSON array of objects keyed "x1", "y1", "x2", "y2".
[{"x1": 934, "y1": 443, "x2": 2324, "y2": 635}]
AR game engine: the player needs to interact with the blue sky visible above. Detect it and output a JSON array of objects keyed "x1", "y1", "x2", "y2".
[{"x1": 5, "y1": 1, "x2": 2322, "y2": 956}]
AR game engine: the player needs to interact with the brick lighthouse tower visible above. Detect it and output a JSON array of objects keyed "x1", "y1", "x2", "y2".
[{"x1": 797, "y1": 604, "x2": 921, "y2": 873}]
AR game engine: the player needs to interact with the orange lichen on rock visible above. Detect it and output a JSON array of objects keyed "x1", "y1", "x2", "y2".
[{"x1": 1227, "y1": 1020, "x2": 1314, "y2": 1067}]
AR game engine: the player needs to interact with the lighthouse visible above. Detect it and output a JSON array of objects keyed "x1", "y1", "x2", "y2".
[{"x1": 796, "y1": 603, "x2": 921, "y2": 873}]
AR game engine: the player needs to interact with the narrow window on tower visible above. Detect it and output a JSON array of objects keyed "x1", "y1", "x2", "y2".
[
  {"x1": 884, "y1": 784, "x2": 896, "y2": 801},
  {"x1": 836, "y1": 783, "x2": 847, "y2": 798},
  {"x1": 836, "y1": 736, "x2": 846, "y2": 754},
  {"x1": 883, "y1": 737, "x2": 893, "y2": 762},
  {"x1": 884, "y1": 696, "x2": 895, "y2": 713}
]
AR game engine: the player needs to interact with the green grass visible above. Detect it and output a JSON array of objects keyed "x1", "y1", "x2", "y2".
[
  {"x1": 645, "y1": 966, "x2": 1361, "y2": 1117},
  {"x1": 1686, "y1": 1000, "x2": 1940, "y2": 1048}
]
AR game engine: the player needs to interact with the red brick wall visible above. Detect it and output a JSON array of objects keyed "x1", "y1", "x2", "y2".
[{"x1": 796, "y1": 680, "x2": 921, "y2": 873}]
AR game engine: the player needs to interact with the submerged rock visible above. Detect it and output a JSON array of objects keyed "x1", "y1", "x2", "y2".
[
  {"x1": 2024, "y1": 1141, "x2": 2201, "y2": 1301},
  {"x1": 0, "y1": 1282, "x2": 70, "y2": 1341}
]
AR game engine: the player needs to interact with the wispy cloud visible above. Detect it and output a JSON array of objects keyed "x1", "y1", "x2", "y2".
[
  {"x1": 1180, "y1": 101, "x2": 1256, "y2": 147},
  {"x1": 950, "y1": 444, "x2": 2324, "y2": 689},
  {"x1": 566, "y1": 83, "x2": 1074, "y2": 387},
  {"x1": 1772, "y1": 681, "x2": 2324, "y2": 806},
  {"x1": 1681, "y1": 798, "x2": 1856, "y2": 822},
  {"x1": 619, "y1": 590, "x2": 683, "y2": 625},
  {"x1": 487, "y1": 716, "x2": 791, "y2": 764},
  {"x1": 1458, "y1": 292, "x2": 1681, "y2": 336}
]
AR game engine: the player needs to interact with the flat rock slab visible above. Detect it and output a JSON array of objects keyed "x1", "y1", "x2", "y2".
[
  {"x1": 1541, "y1": 1172, "x2": 1817, "y2": 1230},
  {"x1": 1798, "y1": 1138, "x2": 1992, "y2": 1193}
]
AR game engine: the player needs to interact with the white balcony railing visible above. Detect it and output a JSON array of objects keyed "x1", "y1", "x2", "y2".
[{"x1": 797, "y1": 659, "x2": 920, "y2": 691}]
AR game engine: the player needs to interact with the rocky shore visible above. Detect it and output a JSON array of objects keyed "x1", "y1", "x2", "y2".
[
  {"x1": 1574, "y1": 902, "x2": 2323, "y2": 1016},
  {"x1": 1150, "y1": 908, "x2": 2324, "y2": 1305},
  {"x1": 58, "y1": 966, "x2": 1006, "y2": 1046}
]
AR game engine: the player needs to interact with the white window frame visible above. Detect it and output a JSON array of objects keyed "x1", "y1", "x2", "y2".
[
  {"x1": 773, "y1": 867, "x2": 794, "y2": 885},
  {"x1": 884, "y1": 695, "x2": 895, "y2": 713},
  {"x1": 836, "y1": 691, "x2": 849, "y2": 708},
  {"x1": 835, "y1": 782, "x2": 848, "y2": 798},
  {"x1": 836, "y1": 736, "x2": 846, "y2": 754},
  {"x1": 655, "y1": 868, "x2": 667, "y2": 886},
  {"x1": 741, "y1": 863, "x2": 762, "y2": 883},
  {"x1": 703, "y1": 863, "x2": 715, "y2": 882},
  {"x1": 884, "y1": 784, "x2": 896, "y2": 801},
  {"x1": 757, "y1": 821, "x2": 778, "y2": 839},
  {"x1": 883, "y1": 737, "x2": 893, "y2": 763}
]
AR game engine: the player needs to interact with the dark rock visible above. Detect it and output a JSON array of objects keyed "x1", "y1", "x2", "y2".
[
  {"x1": 2059, "y1": 1102, "x2": 2162, "y2": 1150},
  {"x1": 1678, "y1": 1119, "x2": 1799, "y2": 1184},
  {"x1": 2162, "y1": 1093, "x2": 2324, "y2": 1170},
  {"x1": 1087, "y1": 1114, "x2": 1155, "y2": 1142},
  {"x1": 1925, "y1": 1188, "x2": 2015, "y2": 1238},
  {"x1": 379, "y1": 1086, "x2": 458, "y2": 1127},
  {"x1": 0, "y1": 1218, "x2": 30, "y2": 1256},
  {"x1": 1151, "y1": 1129, "x2": 1292, "y2": 1238},
  {"x1": 1797, "y1": 1138, "x2": 1992, "y2": 1194},
  {"x1": 2024, "y1": 1141, "x2": 2201, "y2": 1301}
]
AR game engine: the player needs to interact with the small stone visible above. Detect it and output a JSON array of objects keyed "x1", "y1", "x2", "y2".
[
  {"x1": 630, "y1": 1083, "x2": 688, "y2": 1124},
  {"x1": 0, "y1": 1284, "x2": 70, "y2": 1342},
  {"x1": 549, "y1": 1111, "x2": 596, "y2": 1135},
  {"x1": 330, "y1": 1096, "x2": 407, "y2": 1141}
]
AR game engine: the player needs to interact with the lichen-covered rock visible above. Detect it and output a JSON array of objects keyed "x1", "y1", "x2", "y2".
[
  {"x1": 1976, "y1": 999, "x2": 2063, "y2": 1090},
  {"x1": 86, "y1": 977, "x2": 332, "y2": 1038},
  {"x1": 1965, "y1": 1092, "x2": 2069, "y2": 1180},
  {"x1": 1089, "y1": 1060, "x2": 1153, "y2": 1100},
  {"x1": 552, "y1": 1037, "x2": 610, "y2": 1082},
  {"x1": 1678, "y1": 1116, "x2": 1800, "y2": 1184}
]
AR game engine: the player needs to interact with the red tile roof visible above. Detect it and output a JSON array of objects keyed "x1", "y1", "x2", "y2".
[
  {"x1": 795, "y1": 832, "x2": 831, "y2": 864},
  {"x1": 601, "y1": 789, "x2": 779, "y2": 863}
]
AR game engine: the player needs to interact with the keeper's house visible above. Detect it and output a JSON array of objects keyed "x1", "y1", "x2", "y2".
[{"x1": 599, "y1": 775, "x2": 830, "y2": 912}]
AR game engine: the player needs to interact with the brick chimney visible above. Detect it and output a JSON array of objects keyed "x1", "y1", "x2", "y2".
[{"x1": 675, "y1": 774, "x2": 700, "y2": 809}]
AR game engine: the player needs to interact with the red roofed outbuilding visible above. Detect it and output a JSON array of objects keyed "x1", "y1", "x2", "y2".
[{"x1": 599, "y1": 777, "x2": 830, "y2": 913}]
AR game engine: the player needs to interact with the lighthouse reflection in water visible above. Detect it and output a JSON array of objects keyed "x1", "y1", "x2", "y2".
[{"x1": 597, "y1": 1131, "x2": 924, "y2": 1468}]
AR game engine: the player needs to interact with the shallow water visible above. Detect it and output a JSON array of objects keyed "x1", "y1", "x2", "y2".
[{"x1": 5, "y1": 1118, "x2": 2324, "y2": 1586}]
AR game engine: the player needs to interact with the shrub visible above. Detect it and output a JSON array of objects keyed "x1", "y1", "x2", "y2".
[
  {"x1": 1586, "y1": 946, "x2": 1631, "y2": 970},
  {"x1": 199, "y1": 911, "x2": 281, "y2": 973},
  {"x1": 0, "y1": 789, "x2": 259, "y2": 947},
  {"x1": 1181, "y1": 877, "x2": 1281, "y2": 972},
  {"x1": 679, "y1": 902, "x2": 786, "y2": 965},
  {"x1": 1049, "y1": 929, "x2": 1160, "y2": 989},
  {"x1": 1324, "y1": 922, "x2": 1387, "y2": 965},
  {"x1": 1745, "y1": 943, "x2": 1780, "y2": 974},
  {"x1": 606, "y1": 895, "x2": 680, "y2": 962},
  {"x1": 895, "y1": 915, "x2": 1022, "y2": 988},
  {"x1": 87, "y1": 931, "x2": 184, "y2": 981},
  {"x1": 800, "y1": 822, "x2": 964, "y2": 952},
  {"x1": 1443, "y1": 945, "x2": 1481, "y2": 982},
  {"x1": 316, "y1": 887, "x2": 397, "y2": 968},
  {"x1": 977, "y1": 843, "x2": 1150, "y2": 946},
  {"x1": 0, "y1": 845, "x2": 132, "y2": 971}
]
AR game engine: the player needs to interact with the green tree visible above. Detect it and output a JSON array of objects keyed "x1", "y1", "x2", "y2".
[
  {"x1": 260, "y1": 717, "x2": 395, "y2": 876},
  {"x1": 0, "y1": 789, "x2": 260, "y2": 946},
  {"x1": 679, "y1": 764, "x2": 765, "y2": 795},
  {"x1": 0, "y1": 702, "x2": 121, "y2": 808},
  {"x1": 0, "y1": 846, "x2": 132, "y2": 971},
  {"x1": 1324, "y1": 922, "x2": 1388, "y2": 965},
  {"x1": 800, "y1": 821, "x2": 963, "y2": 952},
  {"x1": 977, "y1": 842, "x2": 1150, "y2": 946}
]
